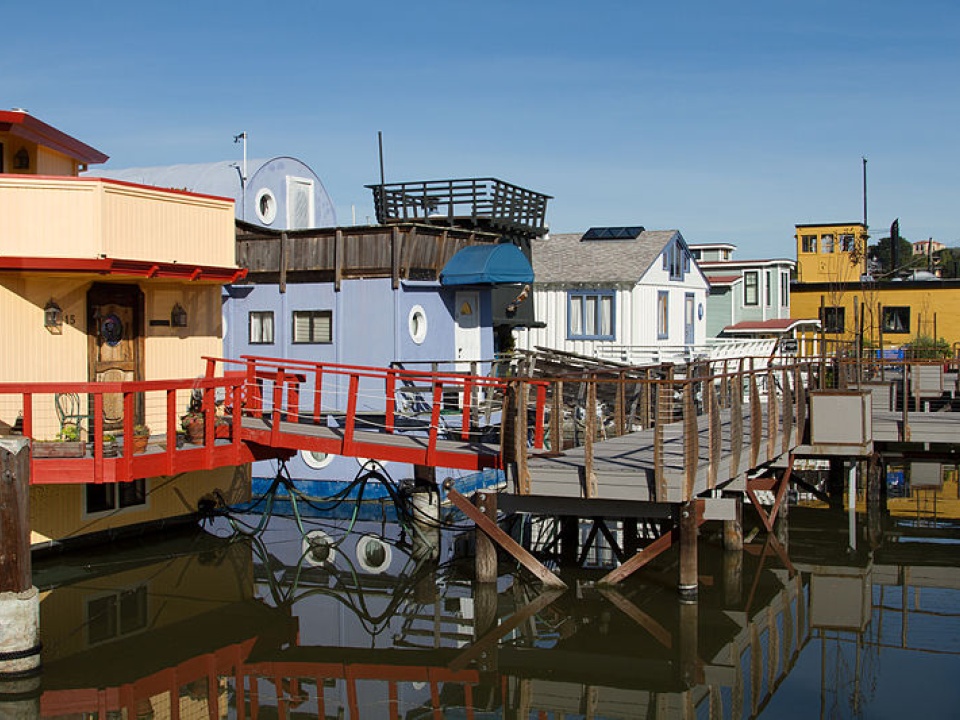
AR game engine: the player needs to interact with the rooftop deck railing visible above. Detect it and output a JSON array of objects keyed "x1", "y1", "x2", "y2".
[{"x1": 366, "y1": 178, "x2": 550, "y2": 235}]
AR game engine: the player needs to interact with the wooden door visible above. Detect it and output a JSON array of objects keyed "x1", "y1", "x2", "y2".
[{"x1": 87, "y1": 283, "x2": 144, "y2": 430}]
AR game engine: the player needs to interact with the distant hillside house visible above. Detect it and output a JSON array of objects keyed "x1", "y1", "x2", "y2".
[
  {"x1": 91, "y1": 157, "x2": 337, "y2": 230},
  {"x1": 516, "y1": 226, "x2": 708, "y2": 358},
  {"x1": 692, "y1": 244, "x2": 816, "y2": 341},
  {"x1": 913, "y1": 239, "x2": 945, "y2": 256}
]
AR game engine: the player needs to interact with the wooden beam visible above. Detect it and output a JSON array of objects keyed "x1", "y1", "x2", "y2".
[
  {"x1": 598, "y1": 587, "x2": 672, "y2": 649},
  {"x1": 446, "y1": 489, "x2": 566, "y2": 589}
]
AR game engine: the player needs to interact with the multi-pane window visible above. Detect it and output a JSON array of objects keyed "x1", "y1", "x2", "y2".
[
  {"x1": 801, "y1": 235, "x2": 817, "y2": 253},
  {"x1": 657, "y1": 291, "x2": 669, "y2": 339},
  {"x1": 765, "y1": 270, "x2": 773, "y2": 307},
  {"x1": 780, "y1": 272, "x2": 790, "y2": 308},
  {"x1": 293, "y1": 310, "x2": 333, "y2": 344},
  {"x1": 743, "y1": 271, "x2": 759, "y2": 306},
  {"x1": 249, "y1": 311, "x2": 275, "y2": 344},
  {"x1": 568, "y1": 291, "x2": 615, "y2": 340},
  {"x1": 839, "y1": 233, "x2": 856, "y2": 252},
  {"x1": 87, "y1": 586, "x2": 148, "y2": 644},
  {"x1": 820, "y1": 306, "x2": 845, "y2": 334},
  {"x1": 662, "y1": 243, "x2": 685, "y2": 280},
  {"x1": 86, "y1": 479, "x2": 146, "y2": 515},
  {"x1": 821, "y1": 234, "x2": 835, "y2": 254},
  {"x1": 882, "y1": 306, "x2": 911, "y2": 333}
]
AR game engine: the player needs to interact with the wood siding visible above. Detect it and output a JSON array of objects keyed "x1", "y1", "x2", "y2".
[
  {"x1": 29, "y1": 465, "x2": 250, "y2": 552},
  {"x1": 0, "y1": 176, "x2": 235, "y2": 267}
]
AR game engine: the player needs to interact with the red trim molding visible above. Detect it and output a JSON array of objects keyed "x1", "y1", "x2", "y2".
[{"x1": 0, "y1": 256, "x2": 246, "y2": 283}]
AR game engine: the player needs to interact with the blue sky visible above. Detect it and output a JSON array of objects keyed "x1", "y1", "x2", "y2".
[{"x1": 4, "y1": 1, "x2": 959, "y2": 256}]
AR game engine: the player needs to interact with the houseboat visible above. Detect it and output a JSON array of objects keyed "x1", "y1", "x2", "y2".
[
  {"x1": 96, "y1": 162, "x2": 549, "y2": 505},
  {"x1": 0, "y1": 109, "x2": 255, "y2": 549}
]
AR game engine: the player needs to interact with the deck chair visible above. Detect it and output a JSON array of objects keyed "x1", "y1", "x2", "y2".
[{"x1": 55, "y1": 392, "x2": 88, "y2": 438}]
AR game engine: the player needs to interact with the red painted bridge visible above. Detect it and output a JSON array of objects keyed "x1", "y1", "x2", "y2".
[{"x1": 0, "y1": 356, "x2": 548, "y2": 486}]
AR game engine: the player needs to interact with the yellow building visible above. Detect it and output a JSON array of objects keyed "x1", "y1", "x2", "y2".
[
  {"x1": 0, "y1": 109, "x2": 251, "y2": 548},
  {"x1": 791, "y1": 221, "x2": 960, "y2": 352},
  {"x1": 795, "y1": 222, "x2": 868, "y2": 284}
]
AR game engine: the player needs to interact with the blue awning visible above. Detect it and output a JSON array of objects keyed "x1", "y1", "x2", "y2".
[{"x1": 440, "y1": 243, "x2": 534, "y2": 286}]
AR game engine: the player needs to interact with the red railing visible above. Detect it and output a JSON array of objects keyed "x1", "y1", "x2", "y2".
[
  {"x1": 0, "y1": 374, "x2": 257, "y2": 485},
  {"x1": 0, "y1": 357, "x2": 550, "y2": 485}
]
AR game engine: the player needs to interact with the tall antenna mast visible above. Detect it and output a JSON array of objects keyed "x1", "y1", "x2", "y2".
[
  {"x1": 378, "y1": 131, "x2": 386, "y2": 224},
  {"x1": 234, "y1": 132, "x2": 248, "y2": 184},
  {"x1": 862, "y1": 156, "x2": 868, "y2": 229}
]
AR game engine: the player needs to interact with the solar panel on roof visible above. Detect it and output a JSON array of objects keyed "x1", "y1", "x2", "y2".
[{"x1": 581, "y1": 226, "x2": 645, "y2": 240}]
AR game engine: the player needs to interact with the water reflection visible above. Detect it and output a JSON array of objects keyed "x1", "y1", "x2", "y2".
[{"x1": 23, "y1": 498, "x2": 960, "y2": 720}]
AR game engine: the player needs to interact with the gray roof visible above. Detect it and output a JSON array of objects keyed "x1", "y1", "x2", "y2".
[{"x1": 531, "y1": 230, "x2": 680, "y2": 284}]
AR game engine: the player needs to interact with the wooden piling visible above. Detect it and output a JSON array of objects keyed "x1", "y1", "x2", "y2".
[
  {"x1": 723, "y1": 494, "x2": 743, "y2": 552},
  {"x1": 679, "y1": 501, "x2": 698, "y2": 601},
  {"x1": 0, "y1": 438, "x2": 41, "y2": 678},
  {"x1": 560, "y1": 516, "x2": 579, "y2": 566},
  {"x1": 474, "y1": 491, "x2": 498, "y2": 584}
]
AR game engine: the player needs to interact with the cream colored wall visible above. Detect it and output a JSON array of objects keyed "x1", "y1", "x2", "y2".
[
  {"x1": 35, "y1": 146, "x2": 78, "y2": 176},
  {"x1": 0, "y1": 177, "x2": 235, "y2": 267},
  {"x1": 0, "y1": 276, "x2": 224, "y2": 436},
  {"x1": 30, "y1": 464, "x2": 250, "y2": 548},
  {"x1": 100, "y1": 182, "x2": 235, "y2": 266}
]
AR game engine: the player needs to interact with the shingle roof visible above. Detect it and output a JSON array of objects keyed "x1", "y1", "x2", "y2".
[{"x1": 531, "y1": 230, "x2": 680, "y2": 284}]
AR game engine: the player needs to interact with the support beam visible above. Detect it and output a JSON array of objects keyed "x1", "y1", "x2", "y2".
[{"x1": 446, "y1": 488, "x2": 567, "y2": 589}]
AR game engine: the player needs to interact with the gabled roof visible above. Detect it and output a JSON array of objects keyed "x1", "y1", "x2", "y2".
[
  {"x1": 0, "y1": 110, "x2": 108, "y2": 165},
  {"x1": 530, "y1": 230, "x2": 680, "y2": 284}
]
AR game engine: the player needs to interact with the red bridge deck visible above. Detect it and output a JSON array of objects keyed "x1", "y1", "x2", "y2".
[{"x1": 0, "y1": 356, "x2": 544, "y2": 485}]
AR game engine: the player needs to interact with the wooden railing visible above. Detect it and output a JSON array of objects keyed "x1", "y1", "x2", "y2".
[{"x1": 504, "y1": 357, "x2": 824, "y2": 502}]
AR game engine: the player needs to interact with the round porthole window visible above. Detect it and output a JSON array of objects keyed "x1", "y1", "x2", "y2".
[
  {"x1": 356, "y1": 535, "x2": 392, "y2": 574},
  {"x1": 408, "y1": 305, "x2": 428, "y2": 344},
  {"x1": 301, "y1": 450, "x2": 335, "y2": 470},
  {"x1": 255, "y1": 188, "x2": 278, "y2": 225},
  {"x1": 302, "y1": 529, "x2": 337, "y2": 566}
]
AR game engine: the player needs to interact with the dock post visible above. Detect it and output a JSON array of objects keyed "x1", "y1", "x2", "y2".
[
  {"x1": 559, "y1": 516, "x2": 579, "y2": 566},
  {"x1": 474, "y1": 491, "x2": 498, "y2": 583},
  {"x1": 679, "y1": 596, "x2": 699, "y2": 688},
  {"x1": 723, "y1": 493, "x2": 743, "y2": 552},
  {"x1": 827, "y1": 459, "x2": 845, "y2": 507},
  {"x1": 0, "y1": 438, "x2": 41, "y2": 681},
  {"x1": 723, "y1": 547, "x2": 743, "y2": 607},
  {"x1": 866, "y1": 454, "x2": 885, "y2": 549},
  {"x1": 678, "y1": 501, "x2": 698, "y2": 602},
  {"x1": 847, "y1": 461, "x2": 858, "y2": 552},
  {"x1": 409, "y1": 487, "x2": 440, "y2": 561}
]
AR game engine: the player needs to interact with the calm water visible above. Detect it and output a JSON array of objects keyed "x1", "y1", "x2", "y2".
[{"x1": 26, "y1": 499, "x2": 960, "y2": 720}]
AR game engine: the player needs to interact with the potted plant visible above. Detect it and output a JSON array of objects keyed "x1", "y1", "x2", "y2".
[
  {"x1": 88, "y1": 432, "x2": 118, "y2": 458},
  {"x1": 181, "y1": 410, "x2": 205, "y2": 444},
  {"x1": 132, "y1": 424, "x2": 150, "y2": 454}
]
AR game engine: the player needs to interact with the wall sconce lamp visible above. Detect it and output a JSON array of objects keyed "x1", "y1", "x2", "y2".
[
  {"x1": 171, "y1": 303, "x2": 188, "y2": 327},
  {"x1": 14, "y1": 147, "x2": 30, "y2": 170},
  {"x1": 44, "y1": 299, "x2": 63, "y2": 333}
]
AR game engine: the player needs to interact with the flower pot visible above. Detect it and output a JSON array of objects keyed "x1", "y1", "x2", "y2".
[
  {"x1": 132, "y1": 435, "x2": 149, "y2": 454},
  {"x1": 185, "y1": 423, "x2": 204, "y2": 445}
]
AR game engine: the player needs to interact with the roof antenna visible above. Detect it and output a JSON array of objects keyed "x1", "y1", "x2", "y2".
[
  {"x1": 233, "y1": 132, "x2": 248, "y2": 184},
  {"x1": 377, "y1": 131, "x2": 386, "y2": 225}
]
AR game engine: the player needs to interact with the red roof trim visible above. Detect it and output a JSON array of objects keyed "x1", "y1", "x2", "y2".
[
  {"x1": 0, "y1": 111, "x2": 108, "y2": 165},
  {"x1": 706, "y1": 274, "x2": 741, "y2": 285},
  {"x1": 0, "y1": 256, "x2": 245, "y2": 283}
]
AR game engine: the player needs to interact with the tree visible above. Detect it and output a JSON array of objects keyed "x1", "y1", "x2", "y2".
[
  {"x1": 935, "y1": 247, "x2": 960, "y2": 279},
  {"x1": 869, "y1": 235, "x2": 917, "y2": 276}
]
